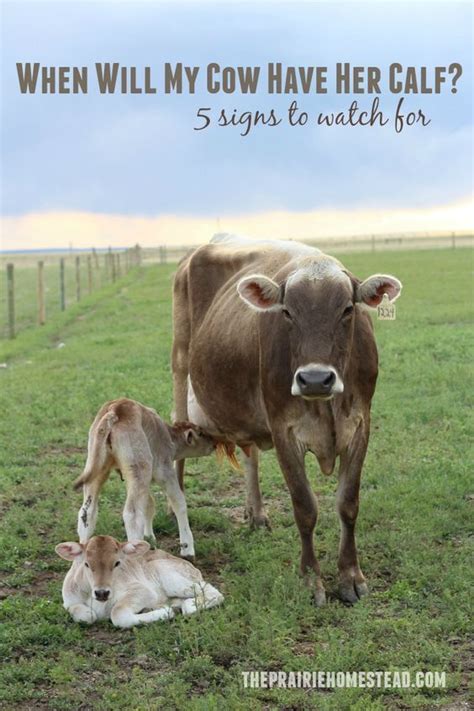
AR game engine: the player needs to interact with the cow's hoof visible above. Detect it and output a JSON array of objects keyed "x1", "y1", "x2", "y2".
[
  {"x1": 245, "y1": 508, "x2": 271, "y2": 530},
  {"x1": 339, "y1": 579, "x2": 369, "y2": 604},
  {"x1": 313, "y1": 587, "x2": 327, "y2": 607}
]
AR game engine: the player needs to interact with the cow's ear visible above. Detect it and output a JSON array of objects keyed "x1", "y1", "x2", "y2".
[
  {"x1": 55, "y1": 542, "x2": 84, "y2": 561},
  {"x1": 237, "y1": 275, "x2": 281, "y2": 312},
  {"x1": 121, "y1": 541, "x2": 150, "y2": 557},
  {"x1": 357, "y1": 274, "x2": 402, "y2": 308}
]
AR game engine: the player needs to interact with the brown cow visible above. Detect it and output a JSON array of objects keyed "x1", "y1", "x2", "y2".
[{"x1": 172, "y1": 234, "x2": 402, "y2": 605}]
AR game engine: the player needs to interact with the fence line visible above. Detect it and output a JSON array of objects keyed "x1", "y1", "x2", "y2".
[
  {"x1": 2, "y1": 244, "x2": 142, "y2": 340},
  {"x1": 136, "y1": 231, "x2": 473, "y2": 266},
  {"x1": 2, "y1": 233, "x2": 472, "y2": 340}
]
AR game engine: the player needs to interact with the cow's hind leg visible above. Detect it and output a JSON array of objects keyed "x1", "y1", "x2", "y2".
[
  {"x1": 242, "y1": 445, "x2": 270, "y2": 529},
  {"x1": 274, "y1": 434, "x2": 326, "y2": 606},
  {"x1": 336, "y1": 421, "x2": 369, "y2": 603}
]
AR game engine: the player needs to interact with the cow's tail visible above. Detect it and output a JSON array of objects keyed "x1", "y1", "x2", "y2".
[{"x1": 73, "y1": 411, "x2": 118, "y2": 490}]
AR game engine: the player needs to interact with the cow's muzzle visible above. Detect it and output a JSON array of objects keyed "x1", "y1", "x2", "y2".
[{"x1": 291, "y1": 365, "x2": 344, "y2": 400}]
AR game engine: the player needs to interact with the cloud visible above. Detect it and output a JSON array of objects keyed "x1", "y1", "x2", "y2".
[
  {"x1": 2, "y1": 198, "x2": 472, "y2": 251},
  {"x1": 1, "y1": 1, "x2": 473, "y2": 217}
]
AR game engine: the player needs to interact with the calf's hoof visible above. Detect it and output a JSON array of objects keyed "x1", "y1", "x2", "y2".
[
  {"x1": 180, "y1": 547, "x2": 196, "y2": 563},
  {"x1": 339, "y1": 578, "x2": 369, "y2": 604},
  {"x1": 144, "y1": 534, "x2": 157, "y2": 549},
  {"x1": 181, "y1": 554, "x2": 196, "y2": 563}
]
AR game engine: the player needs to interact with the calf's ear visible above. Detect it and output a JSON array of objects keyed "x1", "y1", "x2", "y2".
[
  {"x1": 357, "y1": 274, "x2": 402, "y2": 308},
  {"x1": 122, "y1": 541, "x2": 150, "y2": 556},
  {"x1": 55, "y1": 542, "x2": 84, "y2": 561},
  {"x1": 237, "y1": 275, "x2": 282, "y2": 312},
  {"x1": 185, "y1": 428, "x2": 197, "y2": 446}
]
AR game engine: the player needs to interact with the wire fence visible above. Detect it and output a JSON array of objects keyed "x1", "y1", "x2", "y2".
[
  {"x1": 2, "y1": 231, "x2": 472, "y2": 341},
  {"x1": 1, "y1": 245, "x2": 142, "y2": 340}
]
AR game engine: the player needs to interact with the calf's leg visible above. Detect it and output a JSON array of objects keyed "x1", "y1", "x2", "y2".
[
  {"x1": 111, "y1": 588, "x2": 174, "y2": 628},
  {"x1": 143, "y1": 493, "x2": 157, "y2": 545},
  {"x1": 123, "y1": 468, "x2": 152, "y2": 541},
  {"x1": 167, "y1": 459, "x2": 185, "y2": 516},
  {"x1": 274, "y1": 434, "x2": 326, "y2": 606},
  {"x1": 63, "y1": 582, "x2": 97, "y2": 624},
  {"x1": 336, "y1": 421, "x2": 369, "y2": 603},
  {"x1": 77, "y1": 472, "x2": 109, "y2": 543},
  {"x1": 158, "y1": 464, "x2": 195, "y2": 559},
  {"x1": 242, "y1": 444, "x2": 270, "y2": 529}
]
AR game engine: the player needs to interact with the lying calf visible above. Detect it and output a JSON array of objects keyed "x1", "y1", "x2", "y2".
[
  {"x1": 74, "y1": 398, "x2": 215, "y2": 558},
  {"x1": 56, "y1": 535, "x2": 223, "y2": 628}
]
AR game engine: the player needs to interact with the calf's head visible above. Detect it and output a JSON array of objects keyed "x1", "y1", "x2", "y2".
[
  {"x1": 171, "y1": 422, "x2": 216, "y2": 459},
  {"x1": 55, "y1": 535, "x2": 150, "y2": 602},
  {"x1": 238, "y1": 257, "x2": 402, "y2": 400}
]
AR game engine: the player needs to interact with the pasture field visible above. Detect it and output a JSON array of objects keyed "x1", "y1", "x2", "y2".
[{"x1": 0, "y1": 249, "x2": 472, "y2": 710}]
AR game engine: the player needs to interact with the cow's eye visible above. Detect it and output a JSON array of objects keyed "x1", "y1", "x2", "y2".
[
  {"x1": 114, "y1": 561, "x2": 121, "y2": 568},
  {"x1": 282, "y1": 308, "x2": 292, "y2": 321},
  {"x1": 84, "y1": 562, "x2": 90, "y2": 568},
  {"x1": 343, "y1": 304, "x2": 354, "y2": 317}
]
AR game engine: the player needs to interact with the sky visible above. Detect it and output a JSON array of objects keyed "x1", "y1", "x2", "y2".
[{"x1": 1, "y1": 0, "x2": 473, "y2": 249}]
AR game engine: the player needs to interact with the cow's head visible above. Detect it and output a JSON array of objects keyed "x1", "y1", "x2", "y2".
[
  {"x1": 237, "y1": 257, "x2": 402, "y2": 400},
  {"x1": 55, "y1": 535, "x2": 150, "y2": 602}
]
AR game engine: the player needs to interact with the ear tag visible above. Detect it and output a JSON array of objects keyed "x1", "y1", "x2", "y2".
[{"x1": 377, "y1": 293, "x2": 396, "y2": 321}]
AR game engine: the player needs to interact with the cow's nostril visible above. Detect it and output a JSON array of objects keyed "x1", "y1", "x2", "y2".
[
  {"x1": 296, "y1": 371, "x2": 307, "y2": 386},
  {"x1": 323, "y1": 371, "x2": 335, "y2": 387}
]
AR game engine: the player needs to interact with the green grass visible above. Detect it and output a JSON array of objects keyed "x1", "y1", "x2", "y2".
[{"x1": 0, "y1": 249, "x2": 472, "y2": 710}]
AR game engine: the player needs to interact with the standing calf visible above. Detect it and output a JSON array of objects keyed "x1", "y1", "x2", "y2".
[
  {"x1": 56, "y1": 535, "x2": 223, "y2": 628},
  {"x1": 74, "y1": 398, "x2": 215, "y2": 558}
]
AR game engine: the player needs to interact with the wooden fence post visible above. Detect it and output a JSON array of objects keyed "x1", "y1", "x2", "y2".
[
  {"x1": 116, "y1": 253, "x2": 121, "y2": 277},
  {"x1": 87, "y1": 255, "x2": 93, "y2": 294},
  {"x1": 7, "y1": 263, "x2": 15, "y2": 339},
  {"x1": 111, "y1": 251, "x2": 116, "y2": 282},
  {"x1": 60, "y1": 258, "x2": 66, "y2": 311},
  {"x1": 75, "y1": 256, "x2": 81, "y2": 301},
  {"x1": 37, "y1": 261, "x2": 45, "y2": 325}
]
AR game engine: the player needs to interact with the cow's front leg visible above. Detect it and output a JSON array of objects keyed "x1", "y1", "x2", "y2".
[
  {"x1": 242, "y1": 444, "x2": 270, "y2": 529},
  {"x1": 274, "y1": 433, "x2": 326, "y2": 606},
  {"x1": 337, "y1": 421, "x2": 369, "y2": 603},
  {"x1": 158, "y1": 464, "x2": 195, "y2": 560}
]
